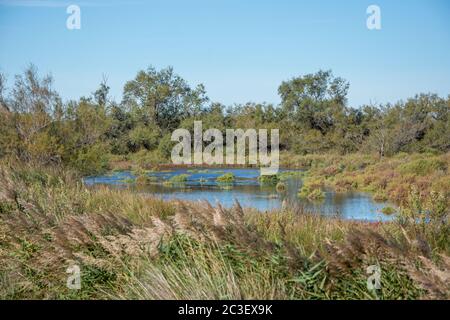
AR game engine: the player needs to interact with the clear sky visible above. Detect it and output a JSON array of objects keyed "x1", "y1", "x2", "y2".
[{"x1": 1, "y1": 0, "x2": 449, "y2": 107}]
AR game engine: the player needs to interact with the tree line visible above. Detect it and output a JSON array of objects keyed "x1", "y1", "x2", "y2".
[{"x1": 0, "y1": 65, "x2": 448, "y2": 174}]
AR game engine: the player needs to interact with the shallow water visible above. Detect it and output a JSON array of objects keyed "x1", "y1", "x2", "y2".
[{"x1": 84, "y1": 168, "x2": 396, "y2": 221}]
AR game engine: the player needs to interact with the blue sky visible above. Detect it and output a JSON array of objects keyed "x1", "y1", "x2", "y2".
[{"x1": 0, "y1": 0, "x2": 449, "y2": 107}]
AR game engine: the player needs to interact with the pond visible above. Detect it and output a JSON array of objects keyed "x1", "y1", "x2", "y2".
[{"x1": 84, "y1": 168, "x2": 396, "y2": 221}]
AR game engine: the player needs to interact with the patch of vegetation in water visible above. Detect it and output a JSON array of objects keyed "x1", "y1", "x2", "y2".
[
  {"x1": 277, "y1": 171, "x2": 304, "y2": 181},
  {"x1": 259, "y1": 174, "x2": 279, "y2": 185},
  {"x1": 164, "y1": 174, "x2": 190, "y2": 185},
  {"x1": 172, "y1": 174, "x2": 190, "y2": 182},
  {"x1": 216, "y1": 173, "x2": 235, "y2": 183},
  {"x1": 135, "y1": 174, "x2": 158, "y2": 185},
  {"x1": 298, "y1": 179, "x2": 325, "y2": 201},
  {"x1": 275, "y1": 182, "x2": 287, "y2": 193}
]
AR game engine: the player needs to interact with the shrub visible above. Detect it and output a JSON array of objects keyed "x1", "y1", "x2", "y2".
[
  {"x1": 70, "y1": 144, "x2": 110, "y2": 176},
  {"x1": 275, "y1": 182, "x2": 287, "y2": 193}
]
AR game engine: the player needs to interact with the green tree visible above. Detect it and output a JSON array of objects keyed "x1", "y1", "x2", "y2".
[{"x1": 122, "y1": 66, "x2": 209, "y2": 133}]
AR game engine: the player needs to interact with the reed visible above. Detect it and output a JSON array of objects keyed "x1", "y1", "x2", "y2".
[{"x1": 0, "y1": 162, "x2": 448, "y2": 300}]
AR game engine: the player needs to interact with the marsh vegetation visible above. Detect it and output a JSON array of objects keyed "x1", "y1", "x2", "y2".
[
  {"x1": 0, "y1": 66, "x2": 448, "y2": 300},
  {"x1": 0, "y1": 163, "x2": 448, "y2": 299}
]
